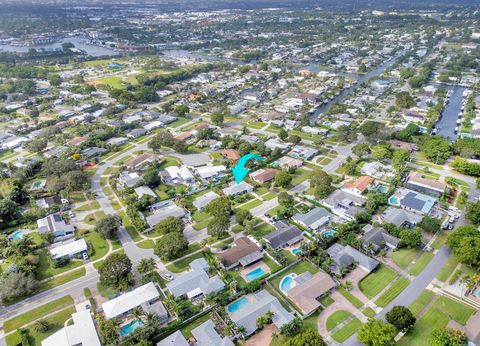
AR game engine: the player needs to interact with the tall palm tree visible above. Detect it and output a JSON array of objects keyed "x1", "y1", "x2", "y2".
[
  {"x1": 236, "y1": 325, "x2": 246, "y2": 338},
  {"x1": 33, "y1": 319, "x2": 49, "y2": 333},
  {"x1": 136, "y1": 258, "x2": 156, "y2": 275},
  {"x1": 132, "y1": 307, "x2": 144, "y2": 321},
  {"x1": 265, "y1": 310, "x2": 275, "y2": 323}
]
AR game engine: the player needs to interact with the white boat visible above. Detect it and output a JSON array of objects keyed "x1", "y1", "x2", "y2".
[
  {"x1": 455, "y1": 127, "x2": 459, "y2": 132},
  {"x1": 456, "y1": 119, "x2": 461, "y2": 124}
]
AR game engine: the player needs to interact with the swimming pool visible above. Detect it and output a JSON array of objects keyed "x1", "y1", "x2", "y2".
[
  {"x1": 291, "y1": 248, "x2": 303, "y2": 255},
  {"x1": 322, "y1": 230, "x2": 336, "y2": 238},
  {"x1": 119, "y1": 320, "x2": 143, "y2": 337},
  {"x1": 245, "y1": 267, "x2": 266, "y2": 281},
  {"x1": 388, "y1": 196, "x2": 399, "y2": 205},
  {"x1": 377, "y1": 185, "x2": 388, "y2": 193},
  {"x1": 280, "y1": 274, "x2": 297, "y2": 294},
  {"x1": 10, "y1": 230, "x2": 24, "y2": 241},
  {"x1": 227, "y1": 296, "x2": 250, "y2": 314}
]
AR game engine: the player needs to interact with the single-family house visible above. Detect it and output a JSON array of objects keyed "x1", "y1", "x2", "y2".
[
  {"x1": 389, "y1": 140, "x2": 419, "y2": 152},
  {"x1": 49, "y1": 239, "x2": 87, "y2": 261},
  {"x1": 292, "y1": 207, "x2": 332, "y2": 231},
  {"x1": 174, "y1": 132, "x2": 193, "y2": 142},
  {"x1": 326, "y1": 243, "x2": 379, "y2": 275},
  {"x1": 127, "y1": 128, "x2": 147, "y2": 139},
  {"x1": 287, "y1": 272, "x2": 337, "y2": 315},
  {"x1": 144, "y1": 121, "x2": 164, "y2": 131},
  {"x1": 276, "y1": 156, "x2": 303, "y2": 170},
  {"x1": 134, "y1": 186, "x2": 157, "y2": 199},
  {"x1": 81, "y1": 147, "x2": 107, "y2": 158},
  {"x1": 41, "y1": 309, "x2": 100, "y2": 346},
  {"x1": 102, "y1": 282, "x2": 168, "y2": 322},
  {"x1": 161, "y1": 166, "x2": 195, "y2": 185},
  {"x1": 37, "y1": 213, "x2": 75, "y2": 241},
  {"x1": 193, "y1": 191, "x2": 220, "y2": 211},
  {"x1": 263, "y1": 221, "x2": 303, "y2": 249},
  {"x1": 220, "y1": 149, "x2": 240, "y2": 163},
  {"x1": 288, "y1": 145, "x2": 318, "y2": 160},
  {"x1": 265, "y1": 138, "x2": 290, "y2": 151},
  {"x1": 361, "y1": 225, "x2": 400, "y2": 253},
  {"x1": 222, "y1": 181, "x2": 253, "y2": 196},
  {"x1": 250, "y1": 168, "x2": 278, "y2": 184},
  {"x1": 106, "y1": 137, "x2": 128, "y2": 147},
  {"x1": 157, "y1": 331, "x2": 188, "y2": 346},
  {"x1": 400, "y1": 191, "x2": 437, "y2": 215},
  {"x1": 380, "y1": 206, "x2": 423, "y2": 228},
  {"x1": 118, "y1": 171, "x2": 142, "y2": 188},
  {"x1": 194, "y1": 165, "x2": 227, "y2": 181},
  {"x1": 166, "y1": 258, "x2": 225, "y2": 299},
  {"x1": 402, "y1": 110, "x2": 426, "y2": 124},
  {"x1": 322, "y1": 190, "x2": 366, "y2": 221},
  {"x1": 404, "y1": 172, "x2": 446, "y2": 197},
  {"x1": 125, "y1": 153, "x2": 158, "y2": 170},
  {"x1": 36, "y1": 196, "x2": 65, "y2": 209},
  {"x1": 341, "y1": 176, "x2": 374, "y2": 196},
  {"x1": 361, "y1": 162, "x2": 395, "y2": 181},
  {"x1": 157, "y1": 319, "x2": 233, "y2": 346},
  {"x1": 228, "y1": 290, "x2": 294, "y2": 336},
  {"x1": 67, "y1": 136, "x2": 88, "y2": 147},
  {"x1": 146, "y1": 201, "x2": 186, "y2": 228},
  {"x1": 218, "y1": 237, "x2": 263, "y2": 270}
]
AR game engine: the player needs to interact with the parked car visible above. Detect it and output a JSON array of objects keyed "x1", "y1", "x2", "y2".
[
  {"x1": 82, "y1": 252, "x2": 89, "y2": 260},
  {"x1": 161, "y1": 272, "x2": 174, "y2": 281}
]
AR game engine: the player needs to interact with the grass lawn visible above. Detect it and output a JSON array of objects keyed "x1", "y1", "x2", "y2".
[
  {"x1": 359, "y1": 265, "x2": 397, "y2": 299},
  {"x1": 331, "y1": 317, "x2": 362, "y2": 343},
  {"x1": 291, "y1": 169, "x2": 311, "y2": 185},
  {"x1": 37, "y1": 268, "x2": 86, "y2": 293},
  {"x1": 97, "y1": 75, "x2": 125, "y2": 89},
  {"x1": 326, "y1": 310, "x2": 352, "y2": 331},
  {"x1": 270, "y1": 311, "x2": 320, "y2": 346},
  {"x1": 408, "y1": 252, "x2": 434, "y2": 276},
  {"x1": 363, "y1": 307, "x2": 376, "y2": 318},
  {"x1": 436, "y1": 255, "x2": 459, "y2": 282},
  {"x1": 374, "y1": 278, "x2": 410, "y2": 307},
  {"x1": 338, "y1": 287, "x2": 364, "y2": 309},
  {"x1": 34, "y1": 250, "x2": 83, "y2": 280},
  {"x1": 235, "y1": 198, "x2": 263, "y2": 211},
  {"x1": 409, "y1": 290, "x2": 435, "y2": 316},
  {"x1": 84, "y1": 231, "x2": 109, "y2": 261},
  {"x1": 4, "y1": 295, "x2": 73, "y2": 332},
  {"x1": 391, "y1": 248, "x2": 421, "y2": 269},
  {"x1": 97, "y1": 281, "x2": 119, "y2": 299},
  {"x1": 137, "y1": 239, "x2": 155, "y2": 249},
  {"x1": 180, "y1": 313, "x2": 210, "y2": 338},
  {"x1": 6, "y1": 307, "x2": 76, "y2": 346},
  {"x1": 73, "y1": 201, "x2": 100, "y2": 212},
  {"x1": 83, "y1": 211, "x2": 106, "y2": 226},
  {"x1": 166, "y1": 251, "x2": 205, "y2": 273},
  {"x1": 269, "y1": 261, "x2": 318, "y2": 290},
  {"x1": 431, "y1": 231, "x2": 450, "y2": 250},
  {"x1": 398, "y1": 307, "x2": 449, "y2": 346},
  {"x1": 117, "y1": 210, "x2": 141, "y2": 241},
  {"x1": 263, "y1": 255, "x2": 282, "y2": 273},
  {"x1": 250, "y1": 222, "x2": 275, "y2": 240},
  {"x1": 319, "y1": 295, "x2": 335, "y2": 307},
  {"x1": 431, "y1": 296, "x2": 475, "y2": 325}
]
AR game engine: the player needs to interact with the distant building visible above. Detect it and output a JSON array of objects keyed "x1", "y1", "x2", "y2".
[
  {"x1": 193, "y1": 191, "x2": 219, "y2": 211},
  {"x1": 161, "y1": 166, "x2": 194, "y2": 185},
  {"x1": 125, "y1": 153, "x2": 158, "y2": 170}
]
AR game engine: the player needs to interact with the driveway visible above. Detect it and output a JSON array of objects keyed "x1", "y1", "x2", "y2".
[{"x1": 174, "y1": 152, "x2": 210, "y2": 166}]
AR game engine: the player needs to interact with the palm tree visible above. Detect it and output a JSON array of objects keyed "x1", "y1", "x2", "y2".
[
  {"x1": 33, "y1": 319, "x2": 49, "y2": 333},
  {"x1": 460, "y1": 274, "x2": 472, "y2": 296},
  {"x1": 343, "y1": 280, "x2": 353, "y2": 291},
  {"x1": 144, "y1": 312, "x2": 159, "y2": 328},
  {"x1": 136, "y1": 258, "x2": 156, "y2": 275},
  {"x1": 132, "y1": 307, "x2": 144, "y2": 321},
  {"x1": 5, "y1": 235, "x2": 34, "y2": 258},
  {"x1": 265, "y1": 310, "x2": 275, "y2": 323},
  {"x1": 237, "y1": 325, "x2": 246, "y2": 338}
]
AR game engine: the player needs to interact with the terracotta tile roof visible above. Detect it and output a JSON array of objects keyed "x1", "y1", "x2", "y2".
[
  {"x1": 251, "y1": 168, "x2": 278, "y2": 184},
  {"x1": 218, "y1": 237, "x2": 260, "y2": 268},
  {"x1": 342, "y1": 176, "x2": 373, "y2": 193},
  {"x1": 221, "y1": 149, "x2": 240, "y2": 162},
  {"x1": 175, "y1": 132, "x2": 193, "y2": 141},
  {"x1": 287, "y1": 272, "x2": 336, "y2": 314},
  {"x1": 68, "y1": 136, "x2": 87, "y2": 146}
]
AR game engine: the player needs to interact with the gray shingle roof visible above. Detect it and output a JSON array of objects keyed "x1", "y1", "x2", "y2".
[
  {"x1": 191, "y1": 319, "x2": 234, "y2": 346},
  {"x1": 264, "y1": 221, "x2": 303, "y2": 249},
  {"x1": 362, "y1": 227, "x2": 400, "y2": 251},
  {"x1": 292, "y1": 207, "x2": 332, "y2": 229},
  {"x1": 326, "y1": 243, "x2": 379, "y2": 273}
]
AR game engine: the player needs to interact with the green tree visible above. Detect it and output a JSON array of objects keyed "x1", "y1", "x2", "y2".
[
  {"x1": 137, "y1": 258, "x2": 156, "y2": 275},
  {"x1": 288, "y1": 135, "x2": 301, "y2": 144},
  {"x1": 207, "y1": 215, "x2": 230, "y2": 238},
  {"x1": 359, "y1": 121, "x2": 383, "y2": 138},
  {"x1": 33, "y1": 319, "x2": 49, "y2": 333},
  {"x1": 395, "y1": 91, "x2": 416, "y2": 109},
  {"x1": 466, "y1": 201, "x2": 480, "y2": 225},
  {"x1": 392, "y1": 149, "x2": 410, "y2": 166},
  {"x1": 94, "y1": 214, "x2": 122, "y2": 239},
  {"x1": 352, "y1": 143, "x2": 371, "y2": 157},
  {"x1": 278, "y1": 128, "x2": 288, "y2": 141},
  {"x1": 385, "y1": 306, "x2": 416, "y2": 332},
  {"x1": 154, "y1": 231, "x2": 188, "y2": 261},
  {"x1": 420, "y1": 137, "x2": 452, "y2": 164},
  {"x1": 284, "y1": 329, "x2": 327, "y2": 346},
  {"x1": 371, "y1": 144, "x2": 392, "y2": 160},
  {"x1": 419, "y1": 216, "x2": 441, "y2": 233},
  {"x1": 236, "y1": 209, "x2": 252, "y2": 226},
  {"x1": 275, "y1": 170, "x2": 292, "y2": 188},
  {"x1": 174, "y1": 104, "x2": 189, "y2": 117},
  {"x1": 154, "y1": 216, "x2": 183, "y2": 235},
  {"x1": 97, "y1": 316, "x2": 119, "y2": 345},
  {"x1": 430, "y1": 327, "x2": 468, "y2": 346},
  {"x1": 206, "y1": 196, "x2": 232, "y2": 218},
  {"x1": 357, "y1": 319, "x2": 397, "y2": 346},
  {"x1": 399, "y1": 228, "x2": 422, "y2": 248},
  {"x1": 98, "y1": 253, "x2": 133, "y2": 289},
  {"x1": 0, "y1": 272, "x2": 38, "y2": 304},
  {"x1": 366, "y1": 191, "x2": 388, "y2": 213},
  {"x1": 278, "y1": 191, "x2": 295, "y2": 208},
  {"x1": 310, "y1": 169, "x2": 333, "y2": 198},
  {"x1": 211, "y1": 113, "x2": 224, "y2": 126}
]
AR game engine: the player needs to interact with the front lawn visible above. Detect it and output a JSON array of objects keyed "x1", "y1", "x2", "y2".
[
  {"x1": 250, "y1": 222, "x2": 275, "y2": 240},
  {"x1": 326, "y1": 310, "x2": 352, "y2": 331},
  {"x1": 6, "y1": 307, "x2": 76, "y2": 346},
  {"x1": 166, "y1": 251, "x2": 205, "y2": 273},
  {"x1": 374, "y1": 278, "x2": 410, "y2": 307},
  {"x1": 409, "y1": 290, "x2": 435, "y2": 316},
  {"x1": 4, "y1": 295, "x2": 73, "y2": 332},
  {"x1": 408, "y1": 252, "x2": 434, "y2": 276},
  {"x1": 331, "y1": 317, "x2": 362, "y2": 343},
  {"x1": 359, "y1": 265, "x2": 397, "y2": 299},
  {"x1": 338, "y1": 287, "x2": 363, "y2": 309},
  {"x1": 34, "y1": 249, "x2": 83, "y2": 280},
  {"x1": 391, "y1": 248, "x2": 421, "y2": 269},
  {"x1": 84, "y1": 231, "x2": 109, "y2": 261},
  {"x1": 431, "y1": 296, "x2": 475, "y2": 325},
  {"x1": 436, "y1": 255, "x2": 459, "y2": 282},
  {"x1": 397, "y1": 307, "x2": 449, "y2": 346},
  {"x1": 37, "y1": 268, "x2": 86, "y2": 293}
]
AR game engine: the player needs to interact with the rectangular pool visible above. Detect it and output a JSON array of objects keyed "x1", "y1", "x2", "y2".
[
  {"x1": 227, "y1": 296, "x2": 250, "y2": 314},
  {"x1": 119, "y1": 319, "x2": 143, "y2": 337},
  {"x1": 245, "y1": 267, "x2": 266, "y2": 281}
]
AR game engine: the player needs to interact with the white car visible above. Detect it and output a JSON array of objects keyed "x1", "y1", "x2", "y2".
[
  {"x1": 162, "y1": 272, "x2": 174, "y2": 281},
  {"x1": 82, "y1": 252, "x2": 89, "y2": 260}
]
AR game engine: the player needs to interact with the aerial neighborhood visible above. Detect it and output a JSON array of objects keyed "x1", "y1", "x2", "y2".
[{"x1": 1, "y1": 2, "x2": 480, "y2": 346}]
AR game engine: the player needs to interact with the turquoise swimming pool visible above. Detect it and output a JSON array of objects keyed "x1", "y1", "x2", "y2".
[
  {"x1": 119, "y1": 320, "x2": 143, "y2": 337},
  {"x1": 291, "y1": 248, "x2": 303, "y2": 255},
  {"x1": 280, "y1": 274, "x2": 297, "y2": 294},
  {"x1": 388, "y1": 196, "x2": 399, "y2": 205},
  {"x1": 10, "y1": 230, "x2": 24, "y2": 241},
  {"x1": 377, "y1": 185, "x2": 388, "y2": 193},
  {"x1": 322, "y1": 230, "x2": 336, "y2": 238},
  {"x1": 228, "y1": 296, "x2": 250, "y2": 313},
  {"x1": 245, "y1": 267, "x2": 266, "y2": 281}
]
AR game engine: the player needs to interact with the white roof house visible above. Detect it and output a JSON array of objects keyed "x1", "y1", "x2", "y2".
[
  {"x1": 193, "y1": 191, "x2": 220, "y2": 211},
  {"x1": 163, "y1": 166, "x2": 195, "y2": 184},
  {"x1": 41, "y1": 309, "x2": 100, "y2": 346},
  {"x1": 144, "y1": 121, "x2": 164, "y2": 131},
  {"x1": 146, "y1": 201, "x2": 186, "y2": 228},
  {"x1": 194, "y1": 165, "x2": 227, "y2": 180},
  {"x1": 118, "y1": 171, "x2": 142, "y2": 188},
  {"x1": 49, "y1": 239, "x2": 87, "y2": 260},
  {"x1": 102, "y1": 282, "x2": 160, "y2": 319},
  {"x1": 135, "y1": 186, "x2": 157, "y2": 199},
  {"x1": 222, "y1": 181, "x2": 253, "y2": 196}
]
